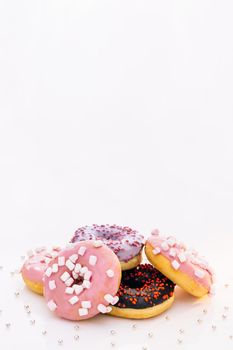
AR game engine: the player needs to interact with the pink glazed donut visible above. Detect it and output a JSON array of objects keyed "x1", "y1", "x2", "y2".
[
  {"x1": 44, "y1": 240, "x2": 121, "y2": 321},
  {"x1": 145, "y1": 229, "x2": 215, "y2": 297},
  {"x1": 21, "y1": 246, "x2": 61, "y2": 295}
]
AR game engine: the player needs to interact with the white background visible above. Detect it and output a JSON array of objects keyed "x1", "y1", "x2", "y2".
[{"x1": 0, "y1": 0, "x2": 233, "y2": 349}]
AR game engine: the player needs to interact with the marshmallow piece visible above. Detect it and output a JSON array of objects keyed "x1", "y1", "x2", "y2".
[
  {"x1": 106, "y1": 306, "x2": 112, "y2": 313},
  {"x1": 79, "y1": 308, "x2": 88, "y2": 316},
  {"x1": 167, "y1": 237, "x2": 176, "y2": 247},
  {"x1": 84, "y1": 271, "x2": 92, "y2": 280},
  {"x1": 161, "y1": 241, "x2": 169, "y2": 251},
  {"x1": 51, "y1": 251, "x2": 58, "y2": 258},
  {"x1": 97, "y1": 304, "x2": 108, "y2": 313},
  {"x1": 49, "y1": 280, "x2": 56, "y2": 290},
  {"x1": 66, "y1": 259, "x2": 75, "y2": 271},
  {"x1": 171, "y1": 260, "x2": 180, "y2": 270},
  {"x1": 152, "y1": 247, "x2": 161, "y2": 255},
  {"x1": 65, "y1": 287, "x2": 74, "y2": 295},
  {"x1": 74, "y1": 263, "x2": 82, "y2": 273},
  {"x1": 52, "y1": 264, "x2": 58, "y2": 273},
  {"x1": 178, "y1": 252, "x2": 186, "y2": 263},
  {"x1": 93, "y1": 240, "x2": 103, "y2": 247},
  {"x1": 104, "y1": 294, "x2": 114, "y2": 303},
  {"x1": 60, "y1": 271, "x2": 70, "y2": 282},
  {"x1": 45, "y1": 257, "x2": 51, "y2": 264},
  {"x1": 65, "y1": 277, "x2": 74, "y2": 287},
  {"x1": 169, "y1": 248, "x2": 176, "y2": 257},
  {"x1": 58, "y1": 256, "x2": 65, "y2": 266},
  {"x1": 69, "y1": 296, "x2": 79, "y2": 305},
  {"x1": 45, "y1": 267, "x2": 52, "y2": 277},
  {"x1": 74, "y1": 285, "x2": 83, "y2": 295},
  {"x1": 81, "y1": 301, "x2": 91, "y2": 309},
  {"x1": 194, "y1": 269, "x2": 205, "y2": 279},
  {"x1": 78, "y1": 246, "x2": 86, "y2": 256},
  {"x1": 106, "y1": 269, "x2": 114, "y2": 278},
  {"x1": 89, "y1": 255, "x2": 97, "y2": 266},
  {"x1": 83, "y1": 280, "x2": 91, "y2": 289},
  {"x1": 47, "y1": 300, "x2": 57, "y2": 311},
  {"x1": 69, "y1": 254, "x2": 78, "y2": 263},
  {"x1": 111, "y1": 296, "x2": 119, "y2": 305},
  {"x1": 80, "y1": 266, "x2": 88, "y2": 275},
  {"x1": 72, "y1": 271, "x2": 79, "y2": 279}
]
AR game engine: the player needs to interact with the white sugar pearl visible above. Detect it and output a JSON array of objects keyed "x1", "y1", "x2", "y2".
[
  {"x1": 65, "y1": 277, "x2": 74, "y2": 287},
  {"x1": 60, "y1": 271, "x2": 70, "y2": 282},
  {"x1": 84, "y1": 271, "x2": 92, "y2": 280},
  {"x1": 79, "y1": 308, "x2": 88, "y2": 316},
  {"x1": 78, "y1": 246, "x2": 86, "y2": 256},
  {"x1": 65, "y1": 287, "x2": 74, "y2": 295},
  {"x1": 45, "y1": 267, "x2": 52, "y2": 277},
  {"x1": 69, "y1": 254, "x2": 78, "y2": 263},
  {"x1": 49, "y1": 280, "x2": 56, "y2": 290},
  {"x1": 104, "y1": 294, "x2": 114, "y2": 303},
  {"x1": 69, "y1": 296, "x2": 79, "y2": 305},
  {"x1": 178, "y1": 253, "x2": 186, "y2": 263},
  {"x1": 58, "y1": 256, "x2": 65, "y2": 266},
  {"x1": 52, "y1": 264, "x2": 58, "y2": 273},
  {"x1": 93, "y1": 240, "x2": 103, "y2": 247},
  {"x1": 66, "y1": 259, "x2": 75, "y2": 271},
  {"x1": 47, "y1": 300, "x2": 57, "y2": 311},
  {"x1": 169, "y1": 248, "x2": 176, "y2": 257},
  {"x1": 106, "y1": 269, "x2": 114, "y2": 278},
  {"x1": 152, "y1": 247, "x2": 161, "y2": 255},
  {"x1": 83, "y1": 280, "x2": 91, "y2": 289},
  {"x1": 171, "y1": 260, "x2": 180, "y2": 270},
  {"x1": 89, "y1": 255, "x2": 97, "y2": 266},
  {"x1": 194, "y1": 269, "x2": 205, "y2": 279},
  {"x1": 74, "y1": 285, "x2": 83, "y2": 295},
  {"x1": 74, "y1": 263, "x2": 82, "y2": 273},
  {"x1": 81, "y1": 301, "x2": 91, "y2": 309},
  {"x1": 161, "y1": 241, "x2": 169, "y2": 251}
]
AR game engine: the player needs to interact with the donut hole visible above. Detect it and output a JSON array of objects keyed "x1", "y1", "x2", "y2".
[
  {"x1": 75, "y1": 276, "x2": 84, "y2": 285},
  {"x1": 124, "y1": 277, "x2": 145, "y2": 289}
]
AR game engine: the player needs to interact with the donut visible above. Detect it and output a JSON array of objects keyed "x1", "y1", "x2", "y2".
[
  {"x1": 145, "y1": 229, "x2": 215, "y2": 297},
  {"x1": 21, "y1": 246, "x2": 61, "y2": 295},
  {"x1": 43, "y1": 240, "x2": 121, "y2": 320},
  {"x1": 109, "y1": 264, "x2": 175, "y2": 319},
  {"x1": 70, "y1": 224, "x2": 144, "y2": 270}
]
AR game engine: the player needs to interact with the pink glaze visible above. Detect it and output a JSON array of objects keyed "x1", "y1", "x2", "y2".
[
  {"x1": 43, "y1": 240, "x2": 121, "y2": 321},
  {"x1": 21, "y1": 246, "x2": 61, "y2": 284},
  {"x1": 147, "y1": 229, "x2": 214, "y2": 293}
]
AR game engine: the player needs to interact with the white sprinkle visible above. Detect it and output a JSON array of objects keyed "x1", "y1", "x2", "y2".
[
  {"x1": 83, "y1": 280, "x2": 91, "y2": 289},
  {"x1": 79, "y1": 308, "x2": 88, "y2": 316},
  {"x1": 194, "y1": 269, "x2": 205, "y2": 279},
  {"x1": 169, "y1": 248, "x2": 176, "y2": 257},
  {"x1": 104, "y1": 294, "x2": 114, "y2": 303},
  {"x1": 152, "y1": 247, "x2": 161, "y2": 255},
  {"x1": 45, "y1": 267, "x2": 52, "y2": 277},
  {"x1": 47, "y1": 300, "x2": 57, "y2": 311},
  {"x1": 65, "y1": 277, "x2": 74, "y2": 287},
  {"x1": 52, "y1": 264, "x2": 58, "y2": 273},
  {"x1": 65, "y1": 287, "x2": 74, "y2": 295},
  {"x1": 178, "y1": 253, "x2": 186, "y2": 263},
  {"x1": 93, "y1": 240, "x2": 103, "y2": 247},
  {"x1": 69, "y1": 254, "x2": 78, "y2": 263},
  {"x1": 80, "y1": 266, "x2": 88, "y2": 275},
  {"x1": 81, "y1": 301, "x2": 91, "y2": 309},
  {"x1": 74, "y1": 263, "x2": 82, "y2": 273},
  {"x1": 69, "y1": 296, "x2": 79, "y2": 305},
  {"x1": 66, "y1": 259, "x2": 75, "y2": 271},
  {"x1": 27, "y1": 250, "x2": 34, "y2": 258},
  {"x1": 167, "y1": 237, "x2": 176, "y2": 246},
  {"x1": 78, "y1": 246, "x2": 86, "y2": 256},
  {"x1": 60, "y1": 271, "x2": 70, "y2": 282},
  {"x1": 84, "y1": 271, "x2": 92, "y2": 280},
  {"x1": 161, "y1": 241, "x2": 169, "y2": 251},
  {"x1": 106, "y1": 269, "x2": 114, "y2": 278},
  {"x1": 171, "y1": 260, "x2": 180, "y2": 270},
  {"x1": 74, "y1": 285, "x2": 83, "y2": 295},
  {"x1": 49, "y1": 280, "x2": 56, "y2": 290},
  {"x1": 45, "y1": 257, "x2": 51, "y2": 264},
  {"x1": 58, "y1": 256, "x2": 65, "y2": 266}
]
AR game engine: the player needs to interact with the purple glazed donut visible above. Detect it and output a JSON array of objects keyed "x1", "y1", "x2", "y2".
[{"x1": 70, "y1": 224, "x2": 144, "y2": 270}]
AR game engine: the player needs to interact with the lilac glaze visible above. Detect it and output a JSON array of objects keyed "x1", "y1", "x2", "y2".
[{"x1": 70, "y1": 224, "x2": 144, "y2": 262}]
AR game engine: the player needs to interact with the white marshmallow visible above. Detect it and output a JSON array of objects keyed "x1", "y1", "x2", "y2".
[
  {"x1": 49, "y1": 280, "x2": 56, "y2": 290},
  {"x1": 60, "y1": 271, "x2": 70, "y2": 282},
  {"x1": 83, "y1": 280, "x2": 91, "y2": 289},
  {"x1": 194, "y1": 269, "x2": 205, "y2": 279},
  {"x1": 81, "y1": 301, "x2": 91, "y2": 309},
  {"x1": 69, "y1": 296, "x2": 79, "y2": 305},
  {"x1": 65, "y1": 259, "x2": 75, "y2": 271},
  {"x1": 58, "y1": 256, "x2": 65, "y2": 266},
  {"x1": 79, "y1": 308, "x2": 88, "y2": 316},
  {"x1": 97, "y1": 304, "x2": 108, "y2": 313},
  {"x1": 72, "y1": 271, "x2": 79, "y2": 279},
  {"x1": 80, "y1": 266, "x2": 88, "y2": 275},
  {"x1": 47, "y1": 300, "x2": 57, "y2": 311},
  {"x1": 106, "y1": 269, "x2": 114, "y2": 278},
  {"x1": 89, "y1": 255, "x2": 97, "y2": 266},
  {"x1": 74, "y1": 285, "x2": 83, "y2": 295},
  {"x1": 152, "y1": 247, "x2": 161, "y2": 255},
  {"x1": 93, "y1": 240, "x2": 103, "y2": 247},
  {"x1": 45, "y1": 267, "x2": 52, "y2": 277},
  {"x1": 111, "y1": 296, "x2": 119, "y2": 305},
  {"x1": 65, "y1": 287, "x2": 74, "y2": 295},
  {"x1": 167, "y1": 237, "x2": 176, "y2": 247},
  {"x1": 171, "y1": 260, "x2": 180, "y2": 270},
  {"x1": 65, "y1": 277, "x2": 74, "y2": 287},
  {"x1": 104, "y1": 294, "x2": 114, "y2": 303},
  {"x1": 69, "y1": 254, "x2": 78, "y2": 263},
  {"x1": 45, "y1": 257, "x2": 52, "y2": 264},
  {"x1": 84, "y1": 271, "x2": 92, "y2": 280},
  {"x1": 178, "y1": 253, "x2": 186, "y2": 263},
  {"x1": 74, "y1": 263, "x2": 82, "y2": 273},
  {"x1": 52, "y1": 264, "x2": 58, "y2": 273},
  {"x1": 78, "y1": 246, "x2": 86, "y2": 256},
  {"x1": 169, "y1": 248, "x2": 176, "y2": 257},
  {"x1": 161, "y1": 241, "x2": 169, "y2": 251}
]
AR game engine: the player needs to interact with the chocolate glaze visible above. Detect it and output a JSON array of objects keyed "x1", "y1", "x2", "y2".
[
  {"x1": 70, "y1": 224, "x2": 144, "y2": 262},
  {"x1": 114, "y1": 264, "x2": 175, "y2": 309}
]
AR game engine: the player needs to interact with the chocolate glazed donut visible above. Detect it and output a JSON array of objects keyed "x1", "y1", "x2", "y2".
[
  {"x1": 70, "y1": 224, "x2": 144, "y2": 270},
  {"x1": 109, "y1": 264, "x2": 175, "y2": 319}
]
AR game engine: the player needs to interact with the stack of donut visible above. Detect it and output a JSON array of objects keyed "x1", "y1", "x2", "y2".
[{"x1": 21, "y1": 225, "x2": 214, "y2": 320}]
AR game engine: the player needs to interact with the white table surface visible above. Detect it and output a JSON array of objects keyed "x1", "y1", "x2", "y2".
[{"x1": 0, "y1": 0, "x2": 233, "y2": 349}]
